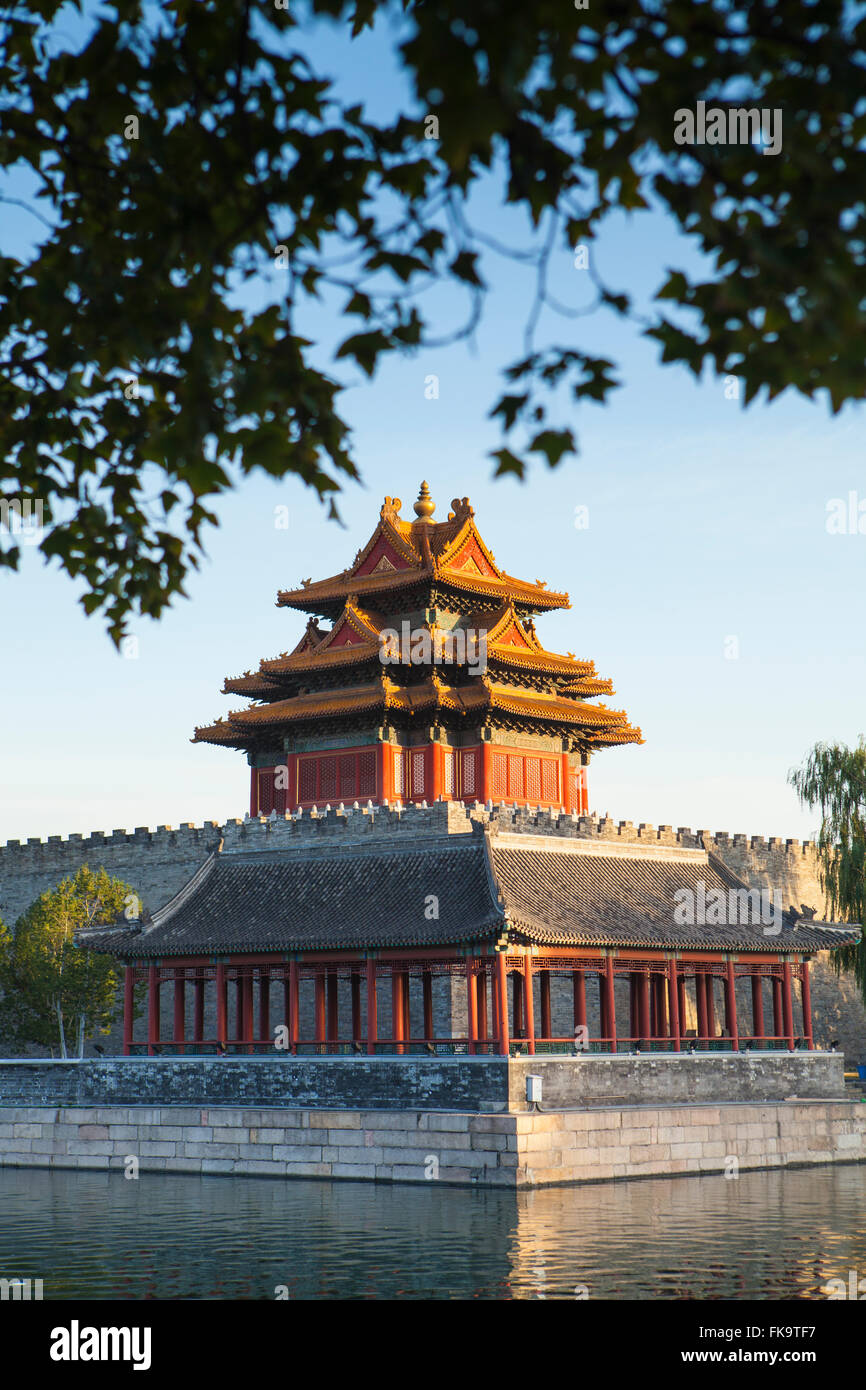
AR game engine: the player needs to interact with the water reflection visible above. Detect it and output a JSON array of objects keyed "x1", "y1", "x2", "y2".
[{"x1": 0, "y1": 1164, "x2": 864, "y2": 1300}]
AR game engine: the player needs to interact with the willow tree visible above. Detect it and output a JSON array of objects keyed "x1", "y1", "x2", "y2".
[
  {"x1": 789, "y1": 741, "x2": 866, "y2": 1006},
  {"x1": 0, "y1": 866, "x2": 132, "y2": 1057}
]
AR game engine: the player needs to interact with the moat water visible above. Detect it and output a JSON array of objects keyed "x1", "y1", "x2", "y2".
[{"x1": 1, "y1": 1164, "x2": 864, "y2": 1300}]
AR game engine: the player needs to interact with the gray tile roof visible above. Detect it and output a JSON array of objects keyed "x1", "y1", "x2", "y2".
[{"x1": 87, "y1": 820, "x2": 859, "y2": 960}]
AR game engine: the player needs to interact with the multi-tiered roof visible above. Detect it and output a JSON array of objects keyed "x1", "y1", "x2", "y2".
[{"x1": 193, "y1": 484, "x2": 642, "y2": 757}]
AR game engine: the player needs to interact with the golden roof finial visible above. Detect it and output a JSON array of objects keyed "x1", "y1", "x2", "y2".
[{"x1": 413, "y1": 480, "x2": 435, "y2": 521}]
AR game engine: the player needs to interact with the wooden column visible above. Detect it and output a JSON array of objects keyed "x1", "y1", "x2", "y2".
[
  {"x1": 392, "y1": 971, "x2": 405, "y2": 1054},
  {"x1": 147, "y1": 965, "x2": 159, "y2": 1055},
  {"x1": 751, "y1": 974, "x2": 765, "y2": 1044},
  {"x1": 491, "y1": 961, "x2": 500, "y2": 1040},
  {"x1": 327, "y1": 972, "x2": 339, "y2": 1044},
  {"x1": 476, "y1": 970, "x2": 488, "y2": 1050},
  {"x1": 366, "y1": 959, "x2": 377, "y2": 1055},
  {"x1": 289, "y1": 961, "x2": 299, "y2": 1054},
  {"x1": 560, "y1": 751, "x2": 571, "y2": 813},
  {"x1": 173, "y1": 967, "x2": 185, "y2": 1050},
  {"x1": 772, "y1": 975, "x2": 783, "y2": 1043},
  {"x1": 351, "y1": 971, "x2": 362, "y2": 1045},
  {"x1": 259, "y1": 970, "x2": 270, "y2": 1052},
  {"x1": 193, "y1": 976, "x2": 205, "y2": 1047},
  {"x1": 216, "y1": 962, "x2": 227, "y2": 1050},
  {"x1": 481, "y1": 740, "x2": 494, "y2": 804},
  {"x1": 315, "y1": 972, "x2": 326, "y2": 1050},
  {"x1": 801, "y1": 961, "x2": 814, "y2": 1050},
  {"x1": 495, "y1": 952, "x2": 510, "y2": 1056},
  {"x1": 604, "y1": 956, "x2": 617, "y2": 1051},
  {"x1": 725, "y1": 959, "x2": 739, "y2": 1050},
  {"x1": 667, "y1": 960, "x2": 681, "y2": 1051},
  {"x1": 782, "y1": 960, "x2": 795, "y2": 1050},
  {"x1": 539, "y1": 970, "x2": 551, "y2": 1041},
  {"x1": 696, "y1": 973, "x2": 708, "y2": 1043},
  {"x1": 123, "y1": 966, "x2": 135, "y2": 1055},
  {"x1": 522, "y1": 955, "x2": 535, "y2": 1056},
  {"x1": 377, "y1": 740, "x2": 391, "y2": 805},
  {"x1": 422, "y1": 970, "x2": 434, "y2": 1044},
  {"x1": 467, "y1": 959, "x2": 478, "y2": 1055}
]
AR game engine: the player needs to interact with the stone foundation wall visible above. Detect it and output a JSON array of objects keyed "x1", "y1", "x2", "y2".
[{"x1": 0, "y1": 1099, "x2": 863, "y2": 1188}]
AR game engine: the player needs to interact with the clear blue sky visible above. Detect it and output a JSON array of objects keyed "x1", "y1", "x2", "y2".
[{"x1": 1, "y1": 6, "x2": 863, "y2": 848}]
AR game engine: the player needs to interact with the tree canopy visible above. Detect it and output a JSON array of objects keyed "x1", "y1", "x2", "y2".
[
  {"x1": 0, "y1": 865, "x2": 132, "y2": 1056},
  {"x1": 790, "y1": 740, "x2": 866, "y2": 1007},
  {"x1": 1, "y1": 0, "x2": 864, "y2": 639}
]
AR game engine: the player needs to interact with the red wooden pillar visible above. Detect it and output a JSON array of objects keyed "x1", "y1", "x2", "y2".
[
  {"x1": 476, "y1": 970, "x2": 488, "y2": 1049},
  {"x1": 351, "y1": 971, "x2": 362, "y2": 1045},
  {"x1": 560, "y1": 752, "x2": 571, "y2": 813},
  {"x1": 327, "y1": 972, "x2": 339, "y2": 1044},
  {"x1": 123, "y1": 966, "x2": 135, "y2": 1055},
  {"x1": 193, "y1": 976, "x2": 205, "y2": 1047},
  {"x1": 778, "y1": 978, "x2": 789, "y2": 1045},
  {"x1": 377, "y1": 740, "x2": 391, "y2": 805},
  {"x1": 431, "y1": 740, "x2": 444, "y2": 802},
  {"x1": 289, "y1": 961, "x2": 299, "y2": 1054},
  {"x1": 173, "y1": 967, "x2": 185, "y2": 1050},
  {"x1": 216, "y1": 962, "x2": 227, "y2": 1050},
  {"x1": 392, "y1": 971, "x2": 405, "y2": 1053},
  {"x1": 604, "y1": 956, "x2": 617, "y2": 1051},
  {"x1": 725, "y1": 959, "x2": 739, "y2": 1050},
  {"x1": 366, "y1": 959, "x2": 377, "y2": 1055},
  {"x1": 259, "y1": 970, "x2": 270, "y2": 1051},
  {"x1": 751, "y1": 973, "x2": 765, "y2": 1044},
  {"x1": 315, "y1": 972, "x2": 326, "y2": 1050},
  {"x1": 667, "y1": 960, "x2": 681, "y2": 1051},
  {"x1": 573, "y1": 968, "x2": 586, "y2": 1031},
  {"x1": 422, "y1": 969, "x2": 434, "y2": 1043},
  {"x1": 539, "y1": 970, "x2": 551, "y2": 1040},
  {"x1": 696, "y1": 973, "x2": 708, "y2": 1043},
  {"x1": 467, "y1": 959, "x2": 478, "y2": 1055},
  {"x1": 706, "y1": 975, "x2": 716, "y2": 1039},
  {"x1": 281, "y1": 752, "x2": 297, "y2": 813},
  {"x1": 481, "y1": 740, "x2": 494, "y2": 804},
  {"x1": 782, "y1": 960, "x2": 795, "y2": 1050},
  {"x1": 638, "y1": 971, "x2": 650, "y2": 1042},
  {"x1": 801, "y1": 961, "x2": 813, "y2": 1049},
  {"x1": 522, "y1": 955, "x2": 535, "y2": 1056},
  {"x1": 491, "y1": 961, "x2": 500, "y2": 1039},
  {"x1": 495, "y1": 952, "x2": 510, "y2": 1055},
  {"x1": 147, "y1": 965, "x2": 159, "y2": 1055}
]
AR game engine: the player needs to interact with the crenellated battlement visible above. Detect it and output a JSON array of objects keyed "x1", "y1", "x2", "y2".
[{"x1": 0, "y1": 802, "x2": 826, "y2": 925}]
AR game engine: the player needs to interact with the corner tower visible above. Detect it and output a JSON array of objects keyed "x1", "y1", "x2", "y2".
[{"x1": 193, "y1": 484, "x2": 642, "y2": 815}]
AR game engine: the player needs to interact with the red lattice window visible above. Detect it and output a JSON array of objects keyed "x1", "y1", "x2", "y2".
[
  {"x1": 492, "y1": 754, "x2": 507, "y2": 799},
  {"x1": 411, "y1": 750, "x2": 425, "y2": 797},
  {"x1": 257, "y1": 769, "x2": 275, "y2": 816},
  {"x1": 298, "y1": 758, "x2": 317, "y2": 803},
  {"x1": 358, "y1": 751, "x2": 376, "y2": 798},
  {"x1": 274, "y1": 766, "x2": 289, "y2": 814},
  {"x1": 525, "y1": 757, "x2": 541, "y2": 802},
  {"x1": 338, "y1": 754, "x2": 355, "y2": 798},
  {"x1": 461, "y1": 749, "x2": 476, "y2": 798},
  {"x1": 541, "y1": 759, "x2": 559, "y2": 804},
  {"x1": 443, "y1": 750, "x2": 455, "y2": 797},
  {"x1": 508, "y1": 755, "x2": 523, "y2": 800},
  {"x1": 393, "y1": 751, "x2": 405, "y2": 798},
  {"x1": 319, "y1": 756, "x2": 337, "y2": 800}
]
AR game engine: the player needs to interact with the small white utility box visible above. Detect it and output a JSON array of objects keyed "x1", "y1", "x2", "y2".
[{"x1": 526, "y1": 1074, "x2": 543, "y2": 1104}]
